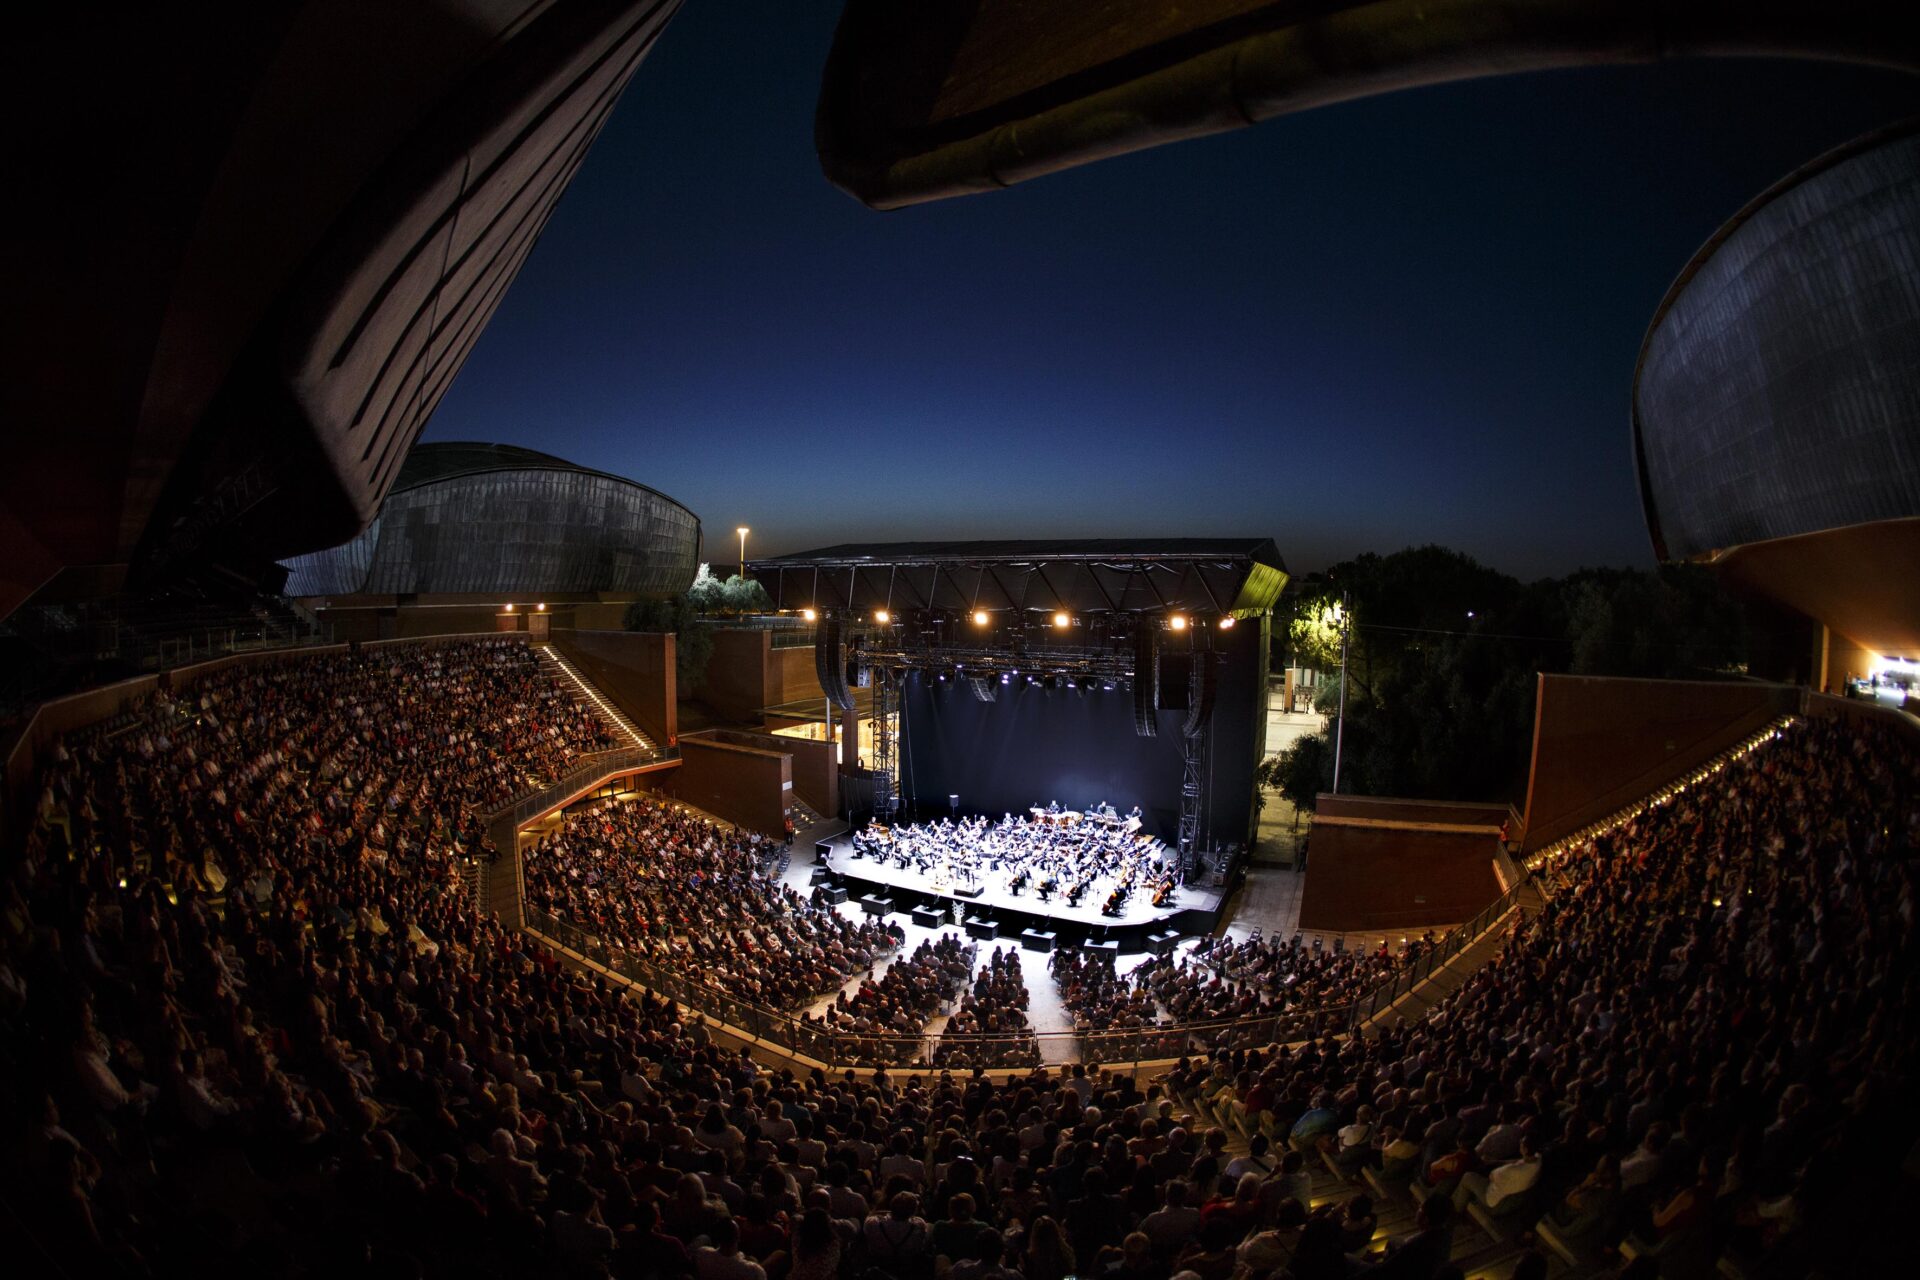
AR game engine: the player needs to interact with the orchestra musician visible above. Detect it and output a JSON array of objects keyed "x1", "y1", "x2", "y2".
[{"x1": 851, "y1": 802, "x2": 1170, "y2": 918}]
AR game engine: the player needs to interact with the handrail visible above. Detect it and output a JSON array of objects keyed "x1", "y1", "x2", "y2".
[
  {"x1": 1340, "y1": 717, "x2": 1803, "y2": 1031},
  {"x1": 1342, "y1": 876, "x2": 1532, "y2": 1029},
  {"x1": 485, "y1": 745, "x2": 678, "y2": 828},
  {"x1": 523, "y1": 904, "x2": 1356, "y2": 1069}
]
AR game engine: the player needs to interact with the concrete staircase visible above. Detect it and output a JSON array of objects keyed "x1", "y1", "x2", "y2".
[{"x1": 536, "y1": 644, "x2": 653, "y2": 751}]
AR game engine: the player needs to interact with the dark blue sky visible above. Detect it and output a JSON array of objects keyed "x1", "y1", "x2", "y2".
[{"x1": 425, "y1": 3, "x2": 1919, "y2": 578}]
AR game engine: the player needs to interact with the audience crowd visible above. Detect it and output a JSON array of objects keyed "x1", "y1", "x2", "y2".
[
  {"x1": 802, "y1": 937, "x2": 974, "y2": 1064},
  {"x1": 934, "y1": 946, "x2": 1041, "y2": 1070},
  {"x1": 3, "y1": 638, "x2": 1913, "y2": 1280},
  {"x1": 1143, "y1": 936, "x2": 1399, "y2": 1024},
  {"x1": 1165, "y1": 716, "x2": 1916, "y2": 1276},
  {"x1": 1050, "y1": 948, "x2": 1158, "y2": 1032},
  {"x1": 523, "y1": 796, "x2": 894, "y2": 1012}
]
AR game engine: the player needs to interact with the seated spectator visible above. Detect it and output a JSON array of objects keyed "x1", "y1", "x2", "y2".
[
  {"x1": 1453, "y1": 1136, "x2": 1542, "y2": 1218},
  {"x1": 696, "y1": 1217, "x2": 769, "y2": 1280},
  {"x1": 863, "y1": 1191, "x2": 932, "y2": 1276}
]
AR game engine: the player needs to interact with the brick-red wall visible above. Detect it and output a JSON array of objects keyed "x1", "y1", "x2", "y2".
[
  {"x1": 659, "y1": 731, "x2": 791, "y2": 836},
  {"x1": 1520, "y1": 675, "x2": 1799, "y2": 852},
  {"x1": 1299, "y1": 825, "x2": 1501, "y2": 933},
  {"x1": 702, "y1": 629, "x2": 771, "y2": 722},
  {"x1": 769, "y1": 644, "x2": 822, "y2": 704},
  {"x1": 554, "y1": 630, "x2": 677, "y2": 746}
]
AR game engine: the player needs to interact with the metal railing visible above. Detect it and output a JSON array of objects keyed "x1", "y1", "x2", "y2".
[
  {"x1": 523, "y1": 905, "x2": 1356, "y2": 1069},
  {"x1": 1343, "y1": 877, "x2": 1533, "y2": 1028},
  {"x1": 485, "y1": 745, "x2": 677, "y2": 828}
]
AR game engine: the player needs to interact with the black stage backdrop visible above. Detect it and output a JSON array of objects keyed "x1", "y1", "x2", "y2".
[
  {"x1": 894, "y1": 617, "x2": 1268, "y2": 850},
  {"x1": 897, "y1": 672, "x2": 1186, "y2": 836}
]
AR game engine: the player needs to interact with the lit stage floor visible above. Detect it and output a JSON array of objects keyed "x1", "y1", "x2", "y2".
[{"x1": 814, "y1": 832, "x2": 1218, "y2": 935}]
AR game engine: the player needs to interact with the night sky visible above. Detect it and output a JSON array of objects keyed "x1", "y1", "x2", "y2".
[{"x1": 424, "y1": 2, "x2": 1920, "y2": 579}]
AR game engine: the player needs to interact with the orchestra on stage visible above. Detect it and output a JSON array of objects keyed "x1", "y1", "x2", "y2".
[{"x1": 847, "y1": 801, "x2": 1177, "y2": 917}]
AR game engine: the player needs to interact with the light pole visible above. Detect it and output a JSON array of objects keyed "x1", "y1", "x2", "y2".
[
  {"x1": 736, "y1": 526, "x2": 749, "y2": 580},
  {"x1": 1332, "y1": 592, "x2": 1350, "y2": 794}
]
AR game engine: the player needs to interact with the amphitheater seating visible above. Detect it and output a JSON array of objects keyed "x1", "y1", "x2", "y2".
[{"x1": 2, "y1": 644, "x2": 1912, "y2": 1279}]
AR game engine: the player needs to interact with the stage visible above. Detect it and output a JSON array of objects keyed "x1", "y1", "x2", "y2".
[{"x1": 812, "y1": 831, "x2": 1227, "y2": 951}]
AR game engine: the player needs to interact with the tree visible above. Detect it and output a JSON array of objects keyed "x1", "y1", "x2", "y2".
[
  {"x1": 1287, "y1": 593, "x2": 1347, "y2": 674},
  {"x1": 624, "y1": 592, "x2": 714, "y2": 694},
  {"x1": 684, "y1": 564, "x2": 725, "y2": 613},
  {"x1": 1259, "y1": 734, "x2": 1335, "y2": 815},
  {"x1": 719, "y1": 574, "x2": 772, "y2": 614},
  {"x1": 1273, "y1": 545, "x2": 1749, "y2": 809}
]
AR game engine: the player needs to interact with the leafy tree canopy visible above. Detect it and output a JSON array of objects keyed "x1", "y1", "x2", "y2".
[{"x1": 1275, "y1": 547, "x2": 1747, "y2": 806}]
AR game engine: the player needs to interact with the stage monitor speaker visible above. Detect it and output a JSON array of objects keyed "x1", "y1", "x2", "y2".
[{"x1": 1132, "y1": 626, "x2": 1159, "y2": 738}]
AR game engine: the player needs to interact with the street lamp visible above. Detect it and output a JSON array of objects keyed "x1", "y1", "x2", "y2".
[{"x1": 735, "y1": 526, "x2": 749, "y2": 580}]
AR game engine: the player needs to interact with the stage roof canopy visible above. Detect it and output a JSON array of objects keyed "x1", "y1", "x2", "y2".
[
  {"x1": 815, "y1": 0, "x2": 1917, "y2": 210},
  {"x1": 749, "y1": 538, "x2": 1287, "y2": 618}
]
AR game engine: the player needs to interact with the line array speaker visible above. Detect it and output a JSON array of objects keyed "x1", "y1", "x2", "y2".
[
  {"x1": 816, "y1": 616, "x2": 855, "y2": 711},
  {"x1": 1183, "y1": 652, "x2": 1218, "y2": 737},
  {"x1": 1132, "y1": 625, "x2": 1159, "y2": 737}
]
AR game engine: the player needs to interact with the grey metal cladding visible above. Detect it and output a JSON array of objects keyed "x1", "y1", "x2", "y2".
[
  {"x1": 284, "y1": 466, "x2": 698, "y2": 598},
  {"x1": 1634, "y1": 126, "x2": 1920, "y2": 562}
]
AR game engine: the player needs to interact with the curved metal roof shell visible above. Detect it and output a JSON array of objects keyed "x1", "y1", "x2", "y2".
[
  {"x1": 1, "y1": 0, "x2": 683, "y2": 620},
  {"x1": 1633, "y1": 122, "x2": 1920, "y2": 563},
  {"x1": 815, "y1": 0, "x2": 1918, "y2": 210},
  {"x1": 283, "y1": 444, "x2": 699, "y2": 599}
]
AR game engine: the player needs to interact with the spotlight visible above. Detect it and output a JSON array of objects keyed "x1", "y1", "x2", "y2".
[
  {"x1": 972, "y1": 609, "x2": 990, "y2": 626},
  {"x1": 802, "y1": 608, "x2": 818, "y2": 622},
  {"x1": 1064, "y1": 678, "x2": 1076, "y2": 689},
  {"x1": 1052, "y1": 611, "x2": 1070, "y2": 628},
  {"x1": 1218, "y1": 616, "x2": 1235, "y2": 630},
  {"x1": 1102, "y1": 682, "x2": 1115, "y2": 691},
  {"x1": 1168, "y1": 614, "x2": 1187, "y2": 631},
  {"x1": 875, "y1": 610, "x2": 890, "y2": 624},
  {"x1": 504, "y1": 603, "x2": 514, "y2": 613},
  {"x1": 537, "y1": 603, "x2": 546, "y2": 612},
  {"x1": 1000, "y1": 673, "x2": 1011, "y2": 685}
]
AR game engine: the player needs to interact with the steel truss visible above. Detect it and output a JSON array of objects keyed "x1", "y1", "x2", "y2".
[{"x1": 869, "y1": 667, "x2": 900, "y2": 819}]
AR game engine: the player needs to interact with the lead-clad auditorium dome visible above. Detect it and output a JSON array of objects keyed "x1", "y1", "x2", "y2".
[
  {"x1": 1633, "y1": 121, "x2": 1920, "y2": 657},
  {"x1": 282, "y1": 443, "x2": 699, "y2": 599}
]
